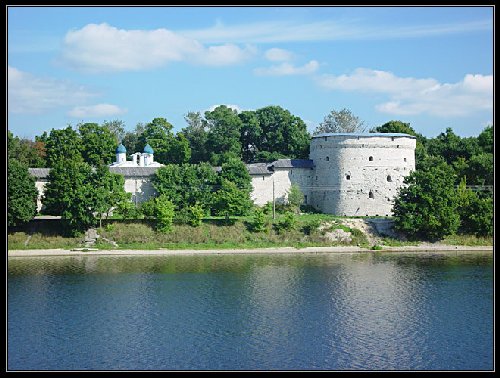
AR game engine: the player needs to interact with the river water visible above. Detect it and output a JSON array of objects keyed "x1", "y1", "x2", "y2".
[{"x1": 7, "y1": 252, "x2": 493, "y2": 371}]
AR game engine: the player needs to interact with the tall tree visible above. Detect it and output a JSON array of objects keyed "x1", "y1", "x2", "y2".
[
  {"x1": 313, "y1": 108, "x2": 365, "y2": 134},
  {"x1": 205, "y1": 105, "x2": 243, "y2": 165},
  {"x1": 8, "y1": 131, "x2": 46, "y2": 167},
  {"x1": 138, "y1": 117, "x2": 191, "y2": 165},
  {"x1": 102, "y1": 120, "x2": 126, "y2": 144},
  {"x1": 255, "y1": 105, "x2": 310, "y2": 160},
  {"x1": 393, "y1": 157, "x2": 460, "y2": 240},
  {"x1": 78, "y1": 122, "x2": 117, "y2": 166},
  {"x1": 44, "y1": 126, "x2": 83, "y2": 167},
  {"x1": 7, "y1": 158, "x2": 38, "y2": 227},
  {"x1": 182, "y1": 111, "x2": 209, "y2": 163},
  {"x1": 238, "y1": 110, "x2": 262, "y2": 163},
  {"x1": 122, "y1": 123, "x2": 145, "y2": 154}
]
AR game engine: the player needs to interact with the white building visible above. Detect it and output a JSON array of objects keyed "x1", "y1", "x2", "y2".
[{"x1": 28, "y1": 133, "x2": 416, "y2": 216}]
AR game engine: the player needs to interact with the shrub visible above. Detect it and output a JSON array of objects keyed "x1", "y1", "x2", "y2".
[
  {"x1": 248, "y1": 208, "x2": 268, "y2": 232},
  {"x1": 273, "y1": 212, "x2": 297, "y2": 234},
  {"x1": 155, "y1": 195, "x2": 175, "y2": 233}
]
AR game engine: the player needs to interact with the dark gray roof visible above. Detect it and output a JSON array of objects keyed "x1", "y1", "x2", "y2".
[
  {"x1": 28, "y1": 166, "x2": 162, "y2": 178},
  {"x1": 269, "y1": 159, "x2": 315, "y2": 169},
  {"x1": 28, "y1": 168, "x2": 51, "y2": 178},
  {"x1": 109, "y1": 167, "x2": 161, "y2": 176},
  {"x1": 313, "y1": 132, "x2": 416, "y2": 139},
  {"x1": 246, "y1": 163, "x2": 273, "y2": 175}
]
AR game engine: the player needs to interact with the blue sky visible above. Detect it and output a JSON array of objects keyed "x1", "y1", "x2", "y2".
[{"x1": 8, "y1": 6, "x2": 493, "y2": 140}]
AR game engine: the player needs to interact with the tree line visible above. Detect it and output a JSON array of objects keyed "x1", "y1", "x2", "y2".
[{"x1": 7, "y1": 107, "x2": 493, "y2": 240}]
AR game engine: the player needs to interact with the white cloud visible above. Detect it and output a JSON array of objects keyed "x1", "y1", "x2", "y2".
[
  {"x1": 181, "y1": 19, "x2": 491, "y2": 44},
  {"x1": 254, "y1": 60, "x2": 319, "y2": 76},
  {"x1": 8, "y1": 65, "x2": 96, "y2": 114},
  {"x1": 67, "y1": 104, "x2": 127, "y2": 118},
  {"x1": 264, "y1": 48, "x2": 294, "y2": 62},
  {"x1": 315, "y1": 68, "x2": 492, "y2": 117},
  {"x1": 61, "y1": 23, "x2": 256, "y2": 73}
]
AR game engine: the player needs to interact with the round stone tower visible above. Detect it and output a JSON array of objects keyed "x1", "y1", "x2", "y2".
[{"x1": 309, "y1": 133, "x2": 416, "y2": 216}]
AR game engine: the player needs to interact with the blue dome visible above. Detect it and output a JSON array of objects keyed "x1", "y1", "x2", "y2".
[
  {"x1": 116, "y1": 144, "x2": 126, "y2": 153},
  {"x1": 143, "y1": 144, "x2": 154, "y2": 154}
]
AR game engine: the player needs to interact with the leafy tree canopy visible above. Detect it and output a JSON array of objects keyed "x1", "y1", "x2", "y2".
[
  {"x1": 7, "y1": 158, "x2": 38, "y2": 227},
  {"x1": 313, "y1": 108, "x2": 365, "y2": 134}
]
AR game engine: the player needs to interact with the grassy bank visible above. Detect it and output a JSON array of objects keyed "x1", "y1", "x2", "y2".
[{"x1": 7, "y1": 214, "x2": 493, "y2": 251}]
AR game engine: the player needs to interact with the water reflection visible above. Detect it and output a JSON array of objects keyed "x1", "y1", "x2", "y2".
[{"x1": 8, "y1": 252, "x2": 493, "y2": 371}]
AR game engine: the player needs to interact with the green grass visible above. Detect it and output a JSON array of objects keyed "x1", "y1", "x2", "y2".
[
  {"x1": 8, "y1": 214, "x2": 492, "y2": 251},
  {"x1": 441, "y1": 234, "x2": 493, "y2": 246}
]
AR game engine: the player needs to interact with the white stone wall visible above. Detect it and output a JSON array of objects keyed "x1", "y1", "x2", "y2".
[
  {"x1": 250, "y1": 168, "x2": 313, "y2": 206},
  {"x1": 123, "y1": 177, "x2": 157, "y2": 204},
  {"x1": 34, "y1": 181, "x2": 47, "y2": 212},
  {"x1": 309, "y1": 134, "x2": 416, "y2": 216}
]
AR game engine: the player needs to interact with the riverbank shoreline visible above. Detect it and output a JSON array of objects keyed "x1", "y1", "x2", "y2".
[{"x1": 7, "y1": 244, "x2": 493, "y2": 257}]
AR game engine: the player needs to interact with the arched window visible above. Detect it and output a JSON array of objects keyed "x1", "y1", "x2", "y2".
[
  {"x1": 326, "y1": 156, "x2": 330, "y2": 161},
  {"x1": 387, "y1": 175, "x2": 392, "y2": 182},
  {"x1": 346, "y1": 175, "x2": 351, "y2": 180},
  {"x1": 404, "y1": 157, "x2": 407, "y2": 162},
  {"x1": 369, "y1": 191, "x2": 374, "y2": 199},
  {"x1": 369, "y1": 156, "x2": 373, "y2": 161}
]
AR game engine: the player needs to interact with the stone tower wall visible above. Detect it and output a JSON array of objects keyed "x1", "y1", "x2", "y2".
[{"x1": 309, "y1": 134, "x2": 416, "y2": 216}]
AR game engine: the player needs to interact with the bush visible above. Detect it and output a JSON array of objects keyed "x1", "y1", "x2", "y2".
[
  {"x1": 247, "y1": 208, "x2": 268, "y2": 232},
  {"x1": 273, "y1": 212, "x2": 297, "y2": 234},
  {"x1": 301, "y1": 219, "x2": 322, "y2": 235},
  {"x1": 187, "y1": 203, "x2": 205, "y2": 227},
  {"x1": 155, "y1": 195, "x2": 175, "y2": 233},
  {"x1": 140, "y1": 198, "x2": 156, "y2": 219}
]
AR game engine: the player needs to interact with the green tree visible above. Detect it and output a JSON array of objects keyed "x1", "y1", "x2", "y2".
[
  {"x1": 205, "y1": 105, "x2": 243, "y2": 165},
  {"x1": 8, "y1": 131, "x2": 46, "y2": 167},
  {"x1": 313, "y1": 108, "x2": 365, "y2": 134},
  {"x1": 426, "y1": 127, "x2": 479, "y2": 165},
  {"x1": 154, "y1": 195, "x2": 175, "y2": 233},
  {"x1": 138, "y1": 117, "x2": 191, "y2": 165},
  {"x1": 43, "y1": 159, "x2": 97, "y2": 235},
  {"x1": 255, "y1": 105, "x2": 310, "y2": 160},
  {"x1": 79, "y1": 122, "x2": 117, "y2": 166},
  {"x1": 153, "y1": 163, "x2": 218, "y2": 211},
  {"x1": 477, "y1": 125, "x2": 493, "y2": 153},
  {"x1": 102, "y1": 120, "x2": 126, "y2": 144},
  {"x1": 239, "y1": 110, "x2": 262, "y2": 163},
  {"x1": 182, "y1": 111, "x2": 209, "y2": 163},
  {"x1": 122, "y1": 123, "x2": 145, "y2": 154},
  {"x1": 393, "y1": 159, "x2": 460, "y2": 240},
  {"x1": 43, "y1": 126, "x2": 83, "y2": 167},
  {"x1": 287, "y1": 184, "x2": 305, "y2": 213},
  {"x1": 218, "y1": 157, "x2": 252, "y2": 192},
  {"x1": 7, "y1": 158, "x2": 38, "y2": 227},
  {"x1": 92, "y1": 165, "x2": 132, "y2": 228},
  {"x1": 212, "y1": 179, "x2": 253, "y2": 216},
  {"x1": 465, "y1": 153, "x2": 493, "y2": 185}
]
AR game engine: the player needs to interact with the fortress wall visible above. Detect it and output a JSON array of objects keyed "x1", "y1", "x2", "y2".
[
  {"x1": 250, "y1": 168, "x2": 313, "y2": 206},
  {"x1": 309, "y1": 134, "x2": 416, "y2": 216}
]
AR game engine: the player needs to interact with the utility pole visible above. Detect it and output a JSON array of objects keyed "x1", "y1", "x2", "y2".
[{"x1": 272, "y1": 178, "x2": 276, "y2": 220}]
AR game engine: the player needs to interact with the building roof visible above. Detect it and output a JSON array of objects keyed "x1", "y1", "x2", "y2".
[
  {"x1": 28, "y1": 168, "x2": 51, "y2": 178},
  {"x1": 312, "y1": 132, "x2": 416, "y2": 139},
  {"x1": 246, "y1": 163, "x2": 273, "y2": 175},
  {"x1": 109, "y1": 167, "x2": 161, "y2": 176},
  {"x1": 116, "y1": 144, "x2": 127, "y2": 153},
  {"x1": 269, "y1": 159, "x2": 315, "y2": 169},
  {"x1": 143, "y1": 144, "x2": 154, "y2": 154}
]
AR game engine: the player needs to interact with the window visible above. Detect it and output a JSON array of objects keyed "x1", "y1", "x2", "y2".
[
  {"x1": 391, "y1": 137, "x2": 395, "y2": 141},
  {"x1": 369, "y1": 191, "x2": 374, "y2": 199},
  {"x1": 404, "y1": 157, "x2": 407, "y2": 162},
  {"x1": 387, "y1": 175, "x2": 392, "y2": 182},
  {"x1": 304, "y1": 195, "x2": 308, "y2": 204},
  {"x1": 324, "y1": 136, "x2": 327, "y2": 141},
  {"x1": 262, "y1": 176, "x2": 265, "y2": 181},
  {"x1": 397, "y1": 145, "x2": 400, "y2": 148},
  {"x1": 326, "y1": 156, "x2": 330, "y2": 161},
  {"x1": 346, "y1": 175, "x2": 351, "y2": 180},
  {"x1": 369, "y1": 156, "x2": 373, "y2": 161}
]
